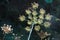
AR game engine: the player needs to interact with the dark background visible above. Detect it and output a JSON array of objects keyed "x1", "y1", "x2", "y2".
[{"x1": 0, "y1": 0, "x2": 60, "y2": 40}]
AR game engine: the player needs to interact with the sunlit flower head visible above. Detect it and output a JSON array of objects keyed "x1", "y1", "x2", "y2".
[
  {"x1": 25, "y1": 26, "x2": 31, "y2": 31},
  {"x1": 34, "y1": 25, "x2": 40, "y2": 31},
  {"x1": 31, "y1": 2, "x2": 39, "y2": 9},
  {"x1": 45, "y1": 13, "x2": 52, "y2": 21},
  {"x1": 27, "y1": 20, "x2": 32, "y2": 25},
  {"x1": 39, "y1": 15, "x2": 44, "y2": 19},
  {"x1": 39, "y1": 8, "x2": 46, "y2": 14},
  {"x1": 25, "y1": 9, "x2": 31, "y2": 14},
  {"x1": 38, "y1": 19, "x2": 43, "y2": 24},
  {"x1": 1, "y1": 24, "x2": 13, "y2": 34},
  {"x1": 32, "y1": 11, "x2": 38, "y2": 16},
  {"x1": 44, "y1": 22, "x2": 51, "y2": 28},
  {"x1": 19, "y1": 15, "x2": 25, "y2": 21}
]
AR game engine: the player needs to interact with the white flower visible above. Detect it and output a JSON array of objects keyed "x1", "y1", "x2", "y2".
[
  {"x1": 27, "y1": 20, "x2": 32, "y2": 25},
  {"x1": 45, "y1": 13, "x2": 52, "y2": 21},
  {"x1": 32, "y1": 11, "x2": 38, "y2": 16},
  {"x1": 38, "y1": 19, "x2": 43, "y2": 24},
  {"x1": 34, "y1": 25, "x2": 40, "y2": 31},
  {"x1": 45, "y1": 32, "x2": 51, "y2": 36},
  {"x1": 19, "y1": 15, "x2": 25, "y2": 21},
  {"x1": 39, "y1": 15, "x2": 44, "y2": 19},
  {"x1": 39, "y1": 8, "x2": 46, "y2": 14},
  {"x1": 32, "y1": 2, "x2": 39, "y2": 9},
  {"x1": 40, "y1": 31, "x2": 51, "y2": 39},
  {"x1": 25, "y1": 9, "x2": 31, "y2": 14},
  {"x1": 44, "y1": 22, "x2": 51, "y2": 28},
  {"x1": 25, "y1": 26, "x2": 31, "y2": 31},
  {"x1": 1, "y1": 24, "x2": 13, "y2": 34}
]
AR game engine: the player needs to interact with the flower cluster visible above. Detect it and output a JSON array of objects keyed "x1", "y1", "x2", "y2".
[{"x1": 19, "y1": 2, "x2": 52, "y2": 32}]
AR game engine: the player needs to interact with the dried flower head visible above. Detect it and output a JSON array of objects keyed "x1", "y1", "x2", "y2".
[
  {"x1": 1, "y1": 24, "x2": 13, "y2": 34},
  {"x1": 28, "y1": 15, "x2": 32, "y2": 20}
]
